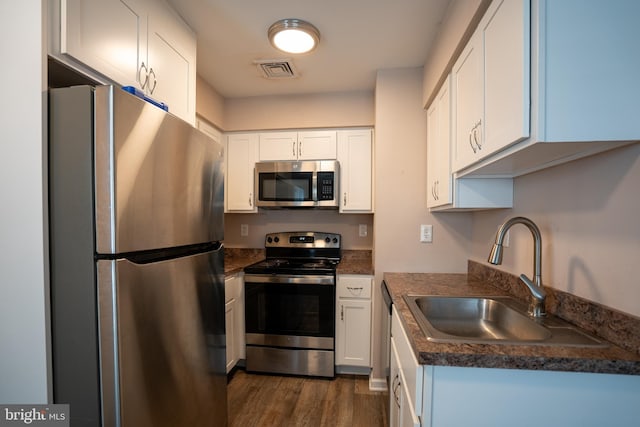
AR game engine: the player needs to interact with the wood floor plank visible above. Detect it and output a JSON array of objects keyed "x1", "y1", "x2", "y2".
[{"x1": 227, "y1": 370, "x2": 388, "y2": 427}]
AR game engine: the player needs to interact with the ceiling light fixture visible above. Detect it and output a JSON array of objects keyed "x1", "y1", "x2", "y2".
[{"x1": 268, "y1": 19, "x2": 320, "y2": 54}]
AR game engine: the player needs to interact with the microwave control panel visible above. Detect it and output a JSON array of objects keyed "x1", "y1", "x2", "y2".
[{"x1": 317, "y1": 172, "x2": 335, "y2": 200}]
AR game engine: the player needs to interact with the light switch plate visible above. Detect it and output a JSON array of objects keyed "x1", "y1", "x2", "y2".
[
  {"x1": 359, "y1": 224, "x2": 368, "y2": 237},
  {"x1": 420, "y1": 224, "x2": 433, "y2": 243},
  {"x1": 240, "y1": 224, "x2": 249, "y2": 237}
]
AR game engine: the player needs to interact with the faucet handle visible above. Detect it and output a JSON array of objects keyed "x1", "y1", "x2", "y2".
[{"x1": 519, "y1": 274, "x2": 546, "y2": 317}]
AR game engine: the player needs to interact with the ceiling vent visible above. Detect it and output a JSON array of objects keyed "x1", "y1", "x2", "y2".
[{"x1": 254, "y1": 59, "x2": 299, "y2": 79}]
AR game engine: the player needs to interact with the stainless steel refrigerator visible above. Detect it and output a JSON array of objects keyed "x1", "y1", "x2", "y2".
[{"x1": 49, "y1": 85, "x2": 227, "y2": 427}]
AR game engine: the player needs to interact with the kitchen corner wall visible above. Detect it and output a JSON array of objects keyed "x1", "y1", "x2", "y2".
[
  {"x1": 371, "y1": 68, "x2": 472, "y2": 381},
  {"x1": 1, "y1": 1, "x2": 50, "y2": 403},
  {"x1": 469, "y1": 143, "x2": 640, "y2": 318}
]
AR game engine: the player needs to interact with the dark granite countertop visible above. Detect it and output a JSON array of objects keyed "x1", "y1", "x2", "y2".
[
  {"x1": 337, "y1": 250, "x2": 373, "y2": 275},
  {"x1": 384, "y1": 264, "x2": 640, "y2": 375},
  {"x1": 224, "y1": 248, "x2": 373, "y2": 276},
  {"x1": 224, "y1": 248, "x2": 264, "y2": 275}
]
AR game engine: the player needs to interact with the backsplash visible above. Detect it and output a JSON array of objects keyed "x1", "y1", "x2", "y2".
[{"x1": 468, "y1": 260, "x2": 640, "y2": 357}]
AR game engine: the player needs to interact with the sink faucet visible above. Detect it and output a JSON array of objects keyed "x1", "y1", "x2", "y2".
[{"x1": 487, "y1": 216, "x2": 546, "y2": 318}]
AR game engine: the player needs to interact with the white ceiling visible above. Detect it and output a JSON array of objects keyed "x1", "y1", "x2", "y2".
[{"x1": 166, "y1": 0, "x2": 452, "y2": 99}]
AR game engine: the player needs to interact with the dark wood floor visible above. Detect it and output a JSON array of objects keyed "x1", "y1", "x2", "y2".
[{"x1": 227, "y1": 369, "x2": 389, "y2": 427}]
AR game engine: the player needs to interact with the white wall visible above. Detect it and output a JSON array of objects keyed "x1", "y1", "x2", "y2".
[
  {"x1": 223, "y1": 91, "x2": 374, "y2": 131},
  {"x1": 0, "y1": 1, "x2": 51, "y2": 403},
  {"x1": 196, "y1": 75, "x2": 225, "y2": 129},
  {"x1": 372, "y1": 68, "x2": 472, "y2": 380},
  {"x1": 469, "y1": 143, "x2": 640, "y2": 317},
  {"x1": 224, "y1": 211, "x2": 373, "y2": 249}
]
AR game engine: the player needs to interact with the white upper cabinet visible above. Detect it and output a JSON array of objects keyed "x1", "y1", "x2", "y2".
[
  {"x1": 452, "y1": 31, "x2": 484, "y2": 171},
  {"x1": 337, "y1": 129, "x2": 373, "y2": 213},
  {"x1": 259, "y1": 130, "x2": 337, "y2": 161},
  {"x1": 226, "y1": 133, "x2": 259, "y2": 212},
  {"x1": 50, "y1": 0, "x2": 196, "y2": 124},
  {"x1": 146, "y1": 3, "x2": 197, "y2": 124},
  {"x1": 453, "y1": 0, "x2": 530, "y2": 172},
  {"x1": 455, "y1": 0, "x2": 640, "y2": 177},
  {"x1": 427, "y1": 76, "x2": 452, "y2": 208}
]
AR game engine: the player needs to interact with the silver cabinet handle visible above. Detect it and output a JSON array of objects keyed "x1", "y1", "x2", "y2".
[
  {"x1": 343, "y1": 192, "x2": 347, "y2": 205},
  {"x1": 298, "y1": 141, "x2": 302, "y2": 157},
  {"x1": 473, "y1": 119, "x2": 482, "y2": 150},
  {"x1": 147, "y1": 67, "x2": 157, "y2": 94},
  {"x1": 435, "y1": 180, "x2": 439, "y2": 200},
  {"x1": 138, "y1": 62, "x2": 149, "y2": 90},
  {"x1": 468, "y1": 128, "x2": 477, "y2": 153},
  {"x1": 249, "y1": 193, "x2": 252, "y2": 207},
  {"x1": 392, "y1": 374, "x2": 401, "y2": 407},
  {"x1": 346, "y1": 286, "x2": 363, "y2": 296},
  {"x1": 340, "y1": 305, "x2": 344, "y2": 321},
  {"x1": 292, "y1": 141, "x2": 296, "y2": 157}
]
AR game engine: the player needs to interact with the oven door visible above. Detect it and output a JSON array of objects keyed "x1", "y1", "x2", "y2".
[{"x1": 244, "y1": 274, "x2": 335, "y2": 350}]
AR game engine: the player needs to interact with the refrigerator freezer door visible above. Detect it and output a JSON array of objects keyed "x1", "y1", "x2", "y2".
[
  {"x1": 93, "y1": 85, "x2": 224, "y2": 254},
  {"x1": 97, "y1": 246, "x2": 227, "y2": 427}
]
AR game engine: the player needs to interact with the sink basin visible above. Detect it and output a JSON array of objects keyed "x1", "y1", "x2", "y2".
[{"x1": 404, "y1": 295, "x2": 606, "y2": 347}]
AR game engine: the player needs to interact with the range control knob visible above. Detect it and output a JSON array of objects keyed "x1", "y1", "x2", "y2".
[
  {"x1": 332, "y1": 237, "x2": 338, "y2": 243},
  {"x1": 266, "y1": 237, "x2": 273, "y2": 243},
  {"x1": 274, "y1": 236, "x2": 280, "y2": 243},
  {"x1": 325, "y1": 237, "x2": 331, "y2": 243}
]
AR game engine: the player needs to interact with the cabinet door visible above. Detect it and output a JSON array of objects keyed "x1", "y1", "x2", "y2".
[
  {"x1": 337, "y1": 129, "x2": 373, "y2": 213},
  {"x1": 226, "y1": 134, "x2": 259, "y2": 212},
  {"x1": 427, "y1": 76, "x2": 452, "y2": 209},
  {"x1": 225, "y1": 299, "x2": 236, "y2": 373},
  {"x1": 389, "y1": 338, "x2": 401, "y2": 427},
  {"x1": 297, "y1": 131, "x2": 337, "y2": 160},
  {"x1": 336, "y1": 299, "x2": 371, "y2": 366},
  {"x1": 259, "y1": 132, "x2": 298, "y2": 161},
  {"x1": 452, "y1": 32, "x2": 483, "y2": 172},
  {"x1": 147, "y1": 3, "x2": 197, "y2": 124},
  {"x1": 426, "y1": 99, "x2": 439, "y2": 208},
  {"x1": 61, "y1": 0, "x2": 147, "y2": 88},
  {"x1": 482, "y1": 0, "x2": 530, "y2": 155}
]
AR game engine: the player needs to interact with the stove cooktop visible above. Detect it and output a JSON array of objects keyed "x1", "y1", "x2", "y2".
[
  {"x1": 243, "y1": 258, "x2": 338, "y2": 276},
  {"x1": 244, "y1": 231, "x2": 342, "y2": 276}
]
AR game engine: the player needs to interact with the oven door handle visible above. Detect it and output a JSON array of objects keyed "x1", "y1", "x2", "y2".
[{"x1": 244, "y1": 274, "x2": 335, "y2": 285}]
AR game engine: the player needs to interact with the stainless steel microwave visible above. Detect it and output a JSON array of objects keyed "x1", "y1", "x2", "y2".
[{"x1": 255, "y1": 160, "x2": 339, "y2": 208}]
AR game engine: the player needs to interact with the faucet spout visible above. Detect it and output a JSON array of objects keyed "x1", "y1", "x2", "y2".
[{"x1": 487, "y1": 216, "x2": 546, "y2": 317}]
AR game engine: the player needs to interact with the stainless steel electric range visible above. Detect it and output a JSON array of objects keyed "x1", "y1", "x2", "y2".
[{"x1": 243, "y1": 231, "x2": 341, "y2": 378}]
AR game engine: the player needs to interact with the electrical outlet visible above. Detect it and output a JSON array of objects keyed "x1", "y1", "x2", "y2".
[
  {"x1": 359, "y1": 224, "x2": 368, "y2": 237},
  {"x1": 420, "y1": 224, "x2": 433, "y2": 243},
  {"x1": 240, "y1": 224, "x2": 249, "y2": 237}
]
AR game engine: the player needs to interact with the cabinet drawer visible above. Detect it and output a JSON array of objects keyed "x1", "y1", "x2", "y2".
[{"x1": 337, "y1": 275, "x2": 372, "y2": 299}]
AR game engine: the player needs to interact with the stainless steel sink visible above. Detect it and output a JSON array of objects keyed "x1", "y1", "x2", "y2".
[{"x1": 404, "y1": 295, "x2": 607, "y2": 347}]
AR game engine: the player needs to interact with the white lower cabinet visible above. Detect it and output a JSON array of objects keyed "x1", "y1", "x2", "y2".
[
  {"x1": 390, "y1": 306, "x2": 421, "y2": 427},
  {"x1": 392, "y1": 306, "x2": 640, "y2": 427},
  {"x1": 335, "y1": 275, "x2": 372, "y2": 368},
  {"x1": 224, "y1": 273, "x2": 245, "y2": 373}
]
